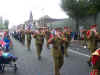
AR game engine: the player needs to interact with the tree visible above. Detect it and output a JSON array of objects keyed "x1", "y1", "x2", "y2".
[
  {"x1": 4, "y1": 20, "x2": 9, "y2": 29},
  {"x1": 61, "y1": 0, "x2": 89, "y2": 32},
  {"x1": 87, "y1": 0, "x2": 100, "y2": 24}
]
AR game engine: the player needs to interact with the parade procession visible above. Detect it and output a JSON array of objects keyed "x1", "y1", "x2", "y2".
[
  {"x1": 1, "y1": 0, "x2": 100, "y2": 75},
  {"x1": 9, "y1": 23, "x2": 100, "y2": 75}
]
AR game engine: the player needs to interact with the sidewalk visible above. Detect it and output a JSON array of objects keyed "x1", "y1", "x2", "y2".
[
  {"x1": 70, "y1": 40, "x2": 83, "y2": 47},
  {"x1": 69, "y1": 40, "x2": 89, "y2": 55}
]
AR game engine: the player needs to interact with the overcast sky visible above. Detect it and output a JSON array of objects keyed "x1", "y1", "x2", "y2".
[{"x1": 0, "y1": 0, "x2": 68, "y2": 28}]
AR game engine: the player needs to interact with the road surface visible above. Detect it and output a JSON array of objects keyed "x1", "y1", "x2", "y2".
[{"x1": 1, "y1": 38, "x2": 90, "y2": 75}]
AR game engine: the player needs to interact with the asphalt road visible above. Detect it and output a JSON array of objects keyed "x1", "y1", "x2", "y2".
[{"x1": 1, "y1": 38, "x2": 90, "y2": 75}]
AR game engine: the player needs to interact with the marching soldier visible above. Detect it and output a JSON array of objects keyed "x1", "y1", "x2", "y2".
[
  {"x1": 32, "y1": 28, "x2": 44, "y2": 60},
  {"x1": 63, "y1": 27, "x2": 71, "y2": 57},
  {"x1": 90, "y1": 48, "x2": 100, "y2": 75},
  {"x1": 48, "y1": 30, "x2": 66, "y2": 75},
  {"x1": 25, "y1": 28, "x2": 32, "y2": 50},
  {"x1": 87, "y1": 24, "x2": 99, "y2": 66},
  {"x1": 21, "y1": 29, "x2": 25, "y2": 45}
]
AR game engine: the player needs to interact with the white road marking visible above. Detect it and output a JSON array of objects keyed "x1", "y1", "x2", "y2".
[{"x1": 68, "y1": 49, "x2": 90, "y2": 58}]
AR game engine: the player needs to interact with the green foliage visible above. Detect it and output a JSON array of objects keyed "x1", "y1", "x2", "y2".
[
  {"x1": 87, "y1": 0, "x2": 100, "y2": 15},
  {"x1": 61, "y1": 0, "x2": 89, "y2": 19},
  {"x1": 61, "y1": 0, "x2": 100, "y2": 18},
  {"x1": 0, "y1": 18, "x2": 9, "y2": 29},
  {"x1": 4, "y1": 20, "x2": 9, "y2": 29},
  {"x1": 61, "y1": 0, "x2": 100, "y2": 31},
  {"x1": 87, "y1": 1, "x2": 97, "y2": 15},
  {"x1": 61, "y1": 0, "x2": 89, "y2": 32},
  {"x1": 87, "y1": 0, "x2": 100, "y2": 23}
]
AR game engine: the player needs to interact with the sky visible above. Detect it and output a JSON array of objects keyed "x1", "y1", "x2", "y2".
[{"x1": 0, "y1": 0, "x2": 68, "y2": 28}]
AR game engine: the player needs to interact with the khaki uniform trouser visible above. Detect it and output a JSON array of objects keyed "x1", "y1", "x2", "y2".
[
  {"x1": 36, "y1": 44, "x2": 43, "y2": 57},
  {"x1": 64, "y1": 42, "x2": 69, "y2": 56},
  {"x1": 22, "y1": 38, "x2": 25, "y2": 44},
  {"x1": 53, "y1": 55, "x2": 64, "y2": 75},
  {"x1": 27, "y1": 40, "x2": 31, "y2": 49},
  {"x1": 88, "y1": 48, "x2": 96, "y2": 63}
]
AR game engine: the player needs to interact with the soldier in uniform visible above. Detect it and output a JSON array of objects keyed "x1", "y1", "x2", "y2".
[
  {"x1": 48, "y1": 30, "x2": 66, "y2": 75},
  {"x1": 63, "y1": 27, "x2": 71, "y2": 57},
  {"x1": 25, "y1": 28, "x2": 32, "y2": 50},
  {"x1": 81, "y1": 30, "x2": 87, "y2": 48},
  {"x1": 90, "y1": 48, "x2": 100, "y2": 75},
  {"x1": 21, "y1": 29, "x2": 25, "y2": 45},
  {"x1": 45, "y1": 27, "x2": 51, "y2": 49},
  {"x1": 32, "y1": 28, "x2": 44, "y2": 60},
  {"x1": 87, "y1": 24, "x2": 99, "y2": 66}
]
